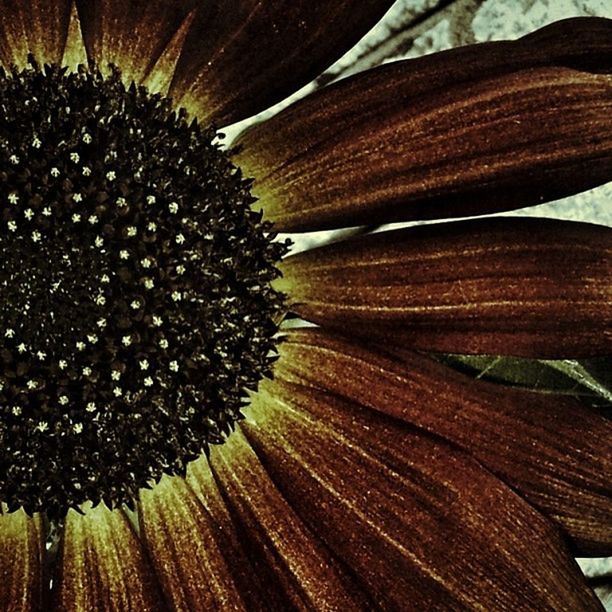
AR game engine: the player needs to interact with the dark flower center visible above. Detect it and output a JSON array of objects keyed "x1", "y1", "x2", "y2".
[{"x1": 0, "y1": 57, "x2": 288, "y2": 517}]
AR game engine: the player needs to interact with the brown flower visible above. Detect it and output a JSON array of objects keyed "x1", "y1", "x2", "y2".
[{"x1": 0, "y1": 3, "x2": 610, "y2": 610}]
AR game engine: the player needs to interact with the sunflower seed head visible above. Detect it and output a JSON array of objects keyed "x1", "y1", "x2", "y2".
[{"x1": 0, "y1": 57, "x2": 289, "y2": 517}]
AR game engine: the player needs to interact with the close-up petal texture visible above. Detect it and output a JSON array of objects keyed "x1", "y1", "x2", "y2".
[
  {"x1": 0, "y1": 0, "x2": 71, "y2": 68},
  {"x1": 53, "y1": 505, "x2": 162, "y2": 611},
  {"x1": 243, "y1": 379, "x2": 602, "y2": 610},
  {"x1": 0, "y1": 1, "x2": 609, "y2": 610},
  {"x1": 278, "y1": 217, "x2": 612, "y2": 357},
  {"x1": 0, "y1": 510, "x2": 43, "y2": 612},
  {"x1": 276, "y1": 329, "x2": 612, "y2": 556},
  {"x1": 236, "y1": 18, "x2": 612, "y2": 231},
  {"x1": 168, "y1": 1, "x2": 396, "y2": 126}
]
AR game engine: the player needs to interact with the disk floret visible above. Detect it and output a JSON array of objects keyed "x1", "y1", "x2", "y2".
[{"x1": 0, "y1": 58, "x2": 288, "y2": 516}]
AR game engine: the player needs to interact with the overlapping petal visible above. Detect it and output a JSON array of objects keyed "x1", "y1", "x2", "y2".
[
  {"x1": 276, "y1": 328, "x2": 612, "y2": 555},
  {"x1": 236, "y1": 18, "x2": 612, "y2": 231},
  {"x1": 185, "y1": 457, "x2": 269, "y2": 610},
  {"x1": 278, "y1": 217, "x2": 612, "y2": 357},
  {"x1": 53, "y1": 504, "x2": 162, "y2": 611},
  {"x1": 210, "y1": 429, "x2": 369, "y2": 609},
  {"x1": 242, "y1": 378, "x2": 602, "y2": 610},
  {"x1": 139, "y1": 475, "x2": 245, "y2": 610},
  {"x1": 74, "y1": 0, "x2": 197, "y2": 86},
  {"x1": 0, "y1": 0, "x2": 71, "y2": 68},
  {"x1": 0, "y1": 510, "x2": 44, "y2": 612},
  {"x1": 168, "y1": 1, "x2": 395, "y2": 126}
]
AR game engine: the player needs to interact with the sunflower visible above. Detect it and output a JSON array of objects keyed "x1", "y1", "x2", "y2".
[{"x1": 0, "y1": 1, "x2": 610, "y2": 610}]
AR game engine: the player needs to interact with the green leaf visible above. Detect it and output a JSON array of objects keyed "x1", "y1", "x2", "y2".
[{"x1": 437, "y1": 355, "x2": 612, "y2": 408}]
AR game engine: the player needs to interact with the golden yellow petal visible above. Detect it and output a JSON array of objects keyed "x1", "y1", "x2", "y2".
[
  {"x1": 74, "y1": 0, "x2": 196, "y2": 85},
  {"x1": 62, "y1": 1, "x2": 87, "y2": 70},
  {"x1": 139, "y1": 474, "x2": 245, "y2": 610},
  {"x1": 0, "y1": 509, "x2": 44, "y2": 612},
  {"x1": 142, "y1": 9, "x2": 196, "y2": 97},
  {"x1": 0, "y1": 0, "x2": 71, "y2": 68},
  {"x1": 53, "y1": 504, "x2": 162, "y2": 611}
]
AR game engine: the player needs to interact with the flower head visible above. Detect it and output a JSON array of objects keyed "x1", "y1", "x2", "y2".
[{"x1": 0, "y1": 2, "x2": 610, "y2": 610}]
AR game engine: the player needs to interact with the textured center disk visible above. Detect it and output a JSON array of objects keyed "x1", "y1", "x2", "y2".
[{"x1": 0, "y1": 58, "x2": 288, "y2": 516}]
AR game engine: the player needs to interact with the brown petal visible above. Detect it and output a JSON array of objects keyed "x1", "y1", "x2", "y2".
[
  {"x1": 277, "y1": 328, "x2": 612, "y2": 555},
  {"x1": 185, "y1": 456, "x2": 273, "y2": 610},
  {"x1": 279, "y1": 217, "x2": 612, "y2": 357},
  {"x1": 242, "y1": 379, "x2": 601, "y2": 610},
  {"x1": 210, "y1": 428, "x2": 370, "y2": 610},
  {"x1": 139, "y1": 474, "x2": 245, "y2": 611},
  {"x1": 141, "y1": 10, "x2": 196, "y2": 97},
  {"x1": 0, "y1": 510, "x2": 44, "y2": 612},
  {"x1": 168, "y1": 1, "x2": 395, "y2": 126},
  {"x1": 53, "y1": 504, "x2": 162, "y2": 611},
  {"x1": 0, "y1": 0, "x2": 71, "y2": 68},
  {"x1": 236, "y1": 18, "x2": 612, "y2": 231},
  {"x1": 74, "y1": 0, "x2": 196, "y2": 85}
]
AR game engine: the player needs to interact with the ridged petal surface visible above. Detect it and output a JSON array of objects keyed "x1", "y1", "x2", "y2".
[
  {"x1": 277, "y1": 329, "x2": 612, "y2": 556},
  {"x1": 139, "y1": 475, "x2": 245, "y2": 611},
  {"x1": 0, "y1": 510, "x2": 44, "y2": 612},
  {"x1": 278, "y1": 217, "x2": 612, "y2": 357},
  {"x1": 236, "y1": 18, "x2": 612, "y2": 231},
  {"x1": 242, "y1": 378, "x2": 601, "y2": 610},
  {"x1": 185, "y1": 457, "x2": 270, "y2": 610},
  {"x1": 53, "y1": 504, "x2": 162, "y2": 611},
  {"x1": 74, "y1": 0, "x2": 197, "y2": 85},
  {"x1": 0, "y1": 0, "x2": 71, "y2": 68},
  {"x1": 168, "y1": 1, "x2": 395, "y2": 126},
  {"x1": 210, "y1": 428, "x2": 369, "y2": 610}
]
